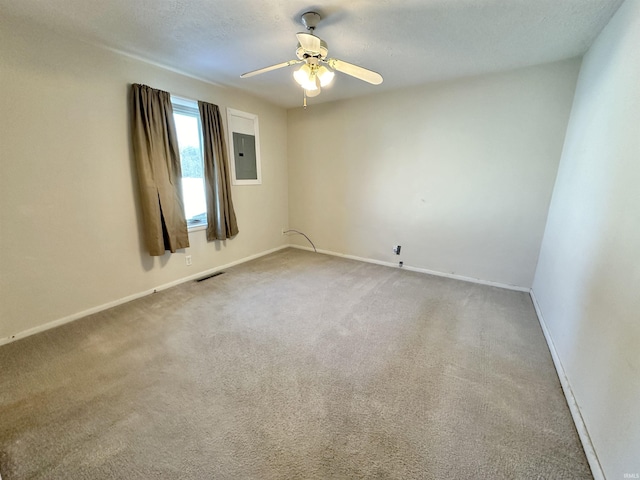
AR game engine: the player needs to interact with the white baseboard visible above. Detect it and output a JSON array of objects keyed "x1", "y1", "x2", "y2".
[
  {"x1": 0, "y1": 245, "x2": 289, "y2": 347},
  {"x1": 529, "y1": 289, "x2": 605, "y2": 480},
  {"x1": 289, "y1": 244, "x2": 530, "y2": 292}
]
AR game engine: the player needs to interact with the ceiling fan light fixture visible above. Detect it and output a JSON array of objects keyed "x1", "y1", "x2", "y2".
[
  {"x1": 317, "y1": 65, "x2": 335, "y2": 87},
  {"x1": 305, "y1": 85, "x2": 321, "y2": 97},
  {"x1": 293, "y1": 64, "x2": 311, "y2": 86},
  {"x1": 293, "y1": 64, "x2": 319, "y2": 90}
]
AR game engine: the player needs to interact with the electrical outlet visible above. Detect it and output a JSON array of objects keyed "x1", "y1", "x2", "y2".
[
  {"x1": 393, "y1": 245, "x2": 402, "y2": 255},
  {"x1": 185, "y1": 255, "x2": 192, "y2": 266}
]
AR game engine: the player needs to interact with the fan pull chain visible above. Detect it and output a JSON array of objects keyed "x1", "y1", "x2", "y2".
[{"x1": 303, "y1": 90, "x2": 307, "y2": 109}]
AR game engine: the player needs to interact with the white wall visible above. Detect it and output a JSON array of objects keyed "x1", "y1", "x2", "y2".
[
  {"x1": 288, "y1": 60, "x2": 579, "y2": 288},
  {"x1": 0, "y1": 16, "x2": 289, "y2": 342},
  {"x1": 532, "y1": 1, "x2": 640, "y2": 477}
]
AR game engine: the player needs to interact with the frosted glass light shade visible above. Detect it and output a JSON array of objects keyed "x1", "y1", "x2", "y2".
[
  {"x1": 317, "y1": 66, "x2": 335, "y2": 87},
  {"x1": 305, "y1": 86, "x2": 321, "y2": 97},
  {"x1": 293, "y1": 64, "x2": 317, "y2": 91}
]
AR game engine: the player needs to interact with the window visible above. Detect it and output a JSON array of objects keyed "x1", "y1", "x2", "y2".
[{"x1": 172, "y1": 97, "x2": 207, "y2": 228}]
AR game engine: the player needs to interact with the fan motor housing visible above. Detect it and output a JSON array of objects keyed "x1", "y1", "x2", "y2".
[{"x1": 296, "y1": 40, "x2": 328, "y2": 60}]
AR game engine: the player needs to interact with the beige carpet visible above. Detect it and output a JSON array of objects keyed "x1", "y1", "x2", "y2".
[{"x1": 0, "y1": 248, "x2": 591, "y2": 479}]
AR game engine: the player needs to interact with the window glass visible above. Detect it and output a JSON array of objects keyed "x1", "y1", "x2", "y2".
[{"x1": 172, "y1": 102, "x2": 207, "y2": 228}]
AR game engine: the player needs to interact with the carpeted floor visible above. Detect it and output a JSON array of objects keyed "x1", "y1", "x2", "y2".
[{"x1": 0, "y1": 248, "x2": 591, "y2": 479}]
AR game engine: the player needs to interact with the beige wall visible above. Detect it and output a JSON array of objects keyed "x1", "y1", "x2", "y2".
[
  {"x1": 532, "y1": 1, "x2": 640, "y2": 476},
  {"x1": 288, "y1": 60, "x2": 580, "y2": 288},
  {"x1": 0, "y1": 17, "x2": 289, "y2": 341}
]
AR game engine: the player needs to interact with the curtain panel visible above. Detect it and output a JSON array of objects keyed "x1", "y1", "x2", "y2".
[
  {"x1": 130, "y1": 84, "x2": 189, "y2": 256},
  {"x1": 198, "y1": 101, "x2": 239, "y2": 241}
]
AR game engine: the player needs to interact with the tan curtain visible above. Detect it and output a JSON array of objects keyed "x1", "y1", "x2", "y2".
[
  {"x1": 130, "y1": 84, "x2": 189, "y2": 256},
  {"x1": 198, "y1": 101, "x2": 239, "y2": 241}
]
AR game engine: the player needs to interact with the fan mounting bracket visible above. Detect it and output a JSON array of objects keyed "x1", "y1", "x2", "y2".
[{"x1": 301, "y1": 12, "x2": 321, "y2": 32}]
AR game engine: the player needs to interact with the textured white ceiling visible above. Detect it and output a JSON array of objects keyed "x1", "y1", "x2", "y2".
[{"x1": 1, "y1": 0, "x2": 624, "y2": 108}]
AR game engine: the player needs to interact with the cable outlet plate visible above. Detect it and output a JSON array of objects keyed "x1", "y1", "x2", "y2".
[{"x1": 393, "y1": 245, "x2": 402, "y2": 255}]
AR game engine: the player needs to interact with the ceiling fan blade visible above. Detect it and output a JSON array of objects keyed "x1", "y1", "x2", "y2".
[
  {"x1": 326, "y1": 58, "x2": 383, "y2": 85},
  {"x1": 296, "y1": 33, "x2": 321, "y2": 54},
  {"x1": 240, "y1": 60, "x2": 301, "y2": 78}
]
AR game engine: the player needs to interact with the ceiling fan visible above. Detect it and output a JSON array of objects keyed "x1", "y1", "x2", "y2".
[{"x1": 240, "y1": 11, "x2": 383, "y2": 104}]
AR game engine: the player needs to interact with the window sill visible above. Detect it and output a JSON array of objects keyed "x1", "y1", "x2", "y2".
[{"x1": 188, "y1": 224, "x2": 207, "y2": 233}]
